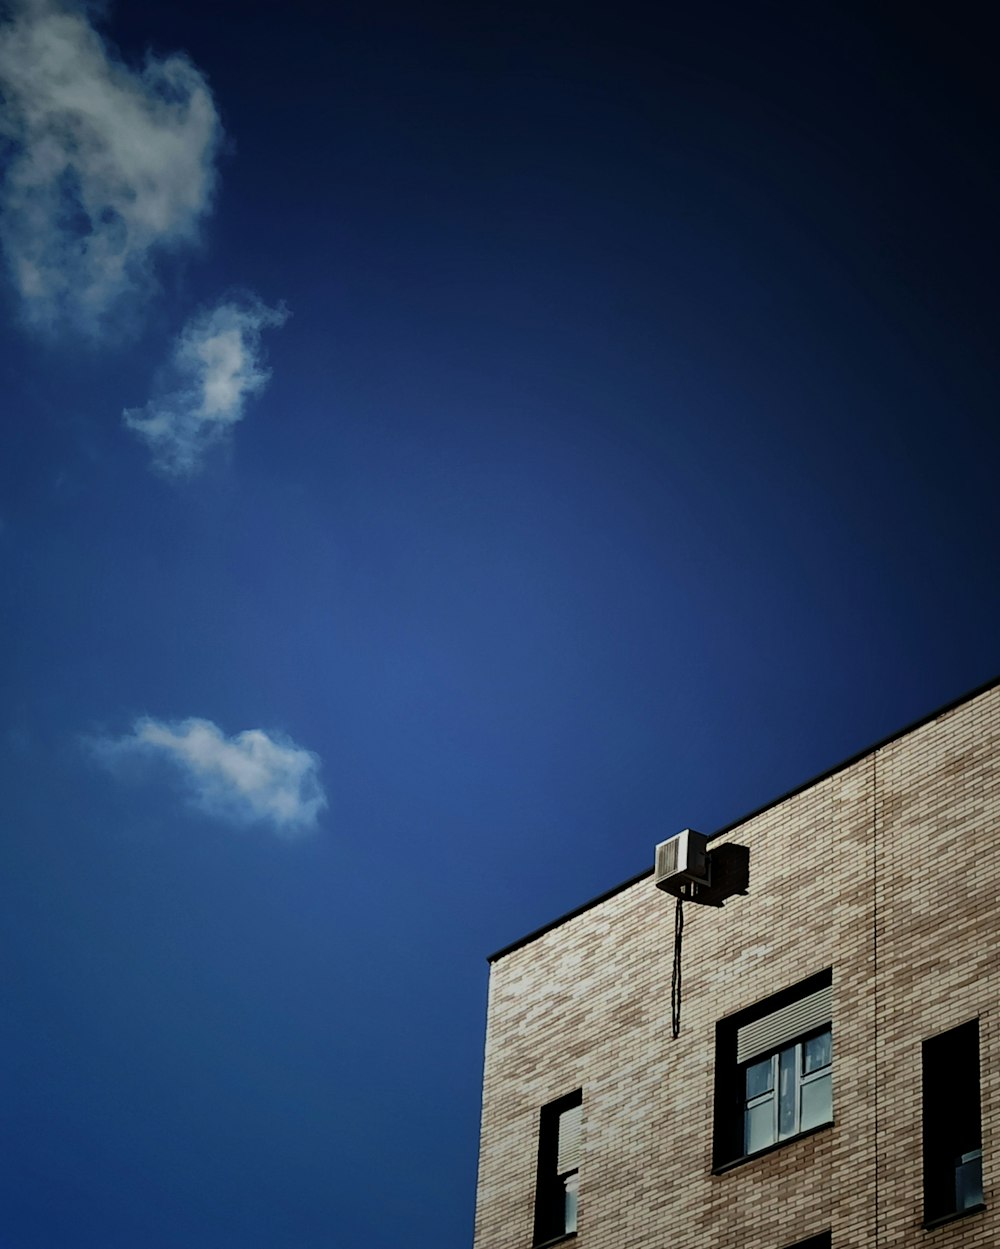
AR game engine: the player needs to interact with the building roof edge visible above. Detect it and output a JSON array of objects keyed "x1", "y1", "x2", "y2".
[{"x1": 487, "y1": 671, "x2": 1000, "y2": 963}]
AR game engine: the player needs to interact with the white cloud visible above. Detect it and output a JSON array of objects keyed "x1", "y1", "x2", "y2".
[
  {"x1": 122, "y1": 294, "x2": 289, "y2": 475},
  {"x1": 0, "y1": 0, "x2": 221, "y2": 336},
  {"x1": 92, "y1": 716, "x2": 326, "y2": 834}
]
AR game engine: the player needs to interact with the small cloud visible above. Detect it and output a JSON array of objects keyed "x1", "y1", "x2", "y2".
[
  {"x1": 91, "y1": 716, "x2": 326, "y2": 834},
  {"x1": 123, "y1": 294, "x2": 289, "y2": 476},
  {"x1": 0, "y1": 0, "x2": 221, "y2": 337}
]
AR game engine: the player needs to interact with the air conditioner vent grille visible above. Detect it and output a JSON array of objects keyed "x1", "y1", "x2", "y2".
[{"x1": 656, "y1": 838, "x2": 680, "y2": 879}]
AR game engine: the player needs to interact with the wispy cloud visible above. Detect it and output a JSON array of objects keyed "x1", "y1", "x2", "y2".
[
  {"x1": 123, "y1": 294, "x2": 289, "y2": 476},
  {"x1": 0, "y1": 0, "x2": 220, "y2": 337},
  {"x1": 91, "y1": 716, "x2": 326, "y2": 834}
]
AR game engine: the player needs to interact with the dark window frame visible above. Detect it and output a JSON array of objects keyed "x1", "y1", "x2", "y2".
[
  {"x1": 713, "y1": 969, "x2": 834, "y2": 1172},
  {"x1": 785, "y1": 1234, "x2": 831, "y2": 1249},
  {"x1": 922, "y1": 1018, "x2": 985, "y2": 1228},
  {"x1": 533, "y1": 1089, "x2": 582, "y2": 1247}
]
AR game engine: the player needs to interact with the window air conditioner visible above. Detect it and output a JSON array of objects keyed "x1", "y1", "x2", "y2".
[{"x1": 654, "y1": 829, "x2": 711, "y2": 894}]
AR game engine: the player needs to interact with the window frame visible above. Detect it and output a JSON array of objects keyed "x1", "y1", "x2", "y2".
[
  {"x1": 922, "y1": 1018, "x2": 985, "y2": 1228},
  {"x1": 533, "y1": 1089, "x2": 582, "y2": 1247},
  {"x1": 742, "y1": 1024, "x2": 832, "y2": 1154},
  {"x1": 713, "y1": 969, "x2": 834, "y2": 1173},
  {"x1": 784, "y1": 1234, "x2": 831, "y2": 1249}
]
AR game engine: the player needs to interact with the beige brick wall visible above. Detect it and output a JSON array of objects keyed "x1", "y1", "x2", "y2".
[{"x1": 473, "y1": 682, "x2": 1000, "y2": 1249}]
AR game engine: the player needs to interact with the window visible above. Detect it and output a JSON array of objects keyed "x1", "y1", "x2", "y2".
[
  {"x1": 533, "y1": 1090, "x2": 582, "y2": 1245},
  {"x1": 786, "y1": 1234, "x2": 831, "y2": 1249},
  {"x1": 743, "y1": 1026, "x2": 832, "y2": 1154},
  {"x1": 923, "y1": 1018, "x2": 984, "y2": 1226},
  {"x1": 713, "y1": 970, "x2": 833, "y2": 1170}
]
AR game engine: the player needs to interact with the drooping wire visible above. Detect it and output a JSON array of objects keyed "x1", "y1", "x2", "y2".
[{"x1": 670, "y1": 895, "x2": 684, "y2": 1038}]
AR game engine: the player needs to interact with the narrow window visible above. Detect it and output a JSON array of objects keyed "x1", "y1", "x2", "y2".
[
  {"x1": 533, "y1": 1090, "x2": 582, "y2": 1244},
  {"x1": 923, "y1": 1019, "x2": 984, "y2": 1226}
]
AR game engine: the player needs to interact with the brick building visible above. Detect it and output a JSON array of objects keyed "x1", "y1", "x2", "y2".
[{"x1": 472, "y1": 678, "x2": 999, "y2": 1249}]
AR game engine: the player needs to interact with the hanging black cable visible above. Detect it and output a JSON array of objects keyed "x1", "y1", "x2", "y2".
[{"x1": 670, "y1": 895, "x2": 684, "y2": 1038}]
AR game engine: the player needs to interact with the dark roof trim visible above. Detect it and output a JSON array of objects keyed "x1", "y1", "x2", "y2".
[{"x1": 488, "y1": 672, "x2": 1000, "y2": 963}]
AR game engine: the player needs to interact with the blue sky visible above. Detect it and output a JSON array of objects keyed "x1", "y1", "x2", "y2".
[{"x1": 0, "y1": 2, "x2": 997, "y2": 1246}]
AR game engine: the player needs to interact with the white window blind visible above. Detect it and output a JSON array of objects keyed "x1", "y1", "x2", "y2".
[
  {"x1": 556, "y1": 1103, "x2": 583, "y2": 1174},
  {"x1": 737, "y1": 984, "x2": 832, "y2": 1064}
]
